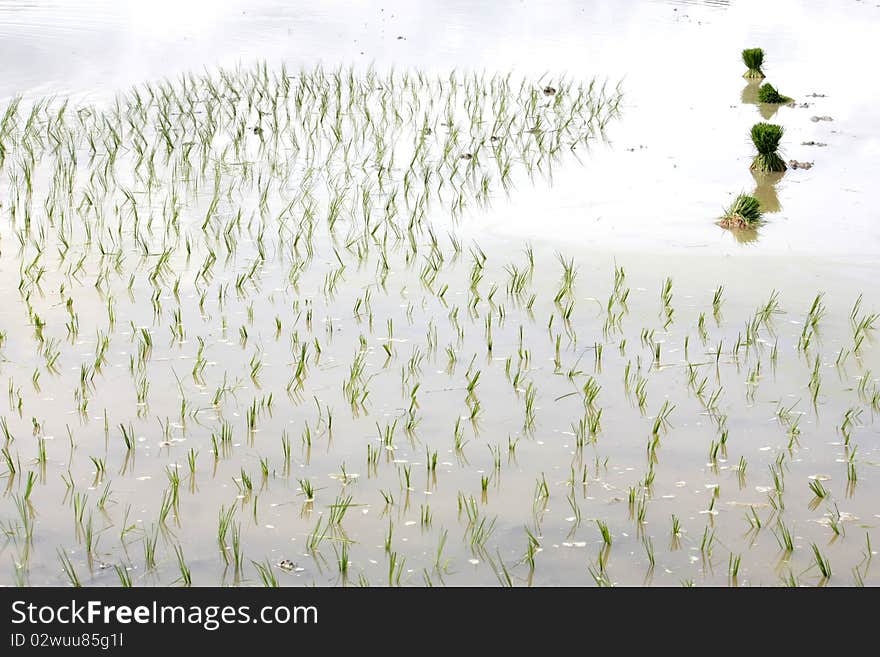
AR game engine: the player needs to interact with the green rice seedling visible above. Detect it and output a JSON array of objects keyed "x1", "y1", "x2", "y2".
[
  {"x1": 636, "y1": 495, "x2": 649, "y2": 526},
  {"x1": 808, "y1": 479, "x2": 828, "y2": 499},
  {"x1": 2, "y1": 447, "x2": 17, "y2": 476},
  {"x1": 853, "y1": 566, "x2": 865, "y2": 587},
  {"x1": 736, "y1": 456, "x2": 749, "y2": 486},
  {"x1": 328, "y1": 495, "x2": 353, "y2": 525},
  {"x1": 750, "y1": 123, "x2": 786, "y2": 173},
  {"x1": 468, "y1": 514, "x2": 497, "y2": 551},
  {"x1": 119, "y1": 423, "x2": 136, "y2": 452},
  {"x1": 114, "y1": 564, "x2": 132, "y2": 587},
  {"x1": 489, "y1": 549, "x2": 514, "y2": 587},
  {"x1": 522, "y1": 526, "x2": 541, "y2": 572},
  {"x1": 757, "y1": 83, "x2": 792, "y2": 105},
  {"x1": 72, "y1": 492, "x2": 88, "y2": 527},
  {"x1": 651, "y1": 400, "x2": 675, "y2": 435},
  {"x1": 336, "y1": 542, "x2": 350, "y2": 580},
  {"x1": 57, "y1": 548, "x2": 81, "y2": 587},
  {"x1": 719, "y1": 193, "x2": 762, "y2": 229},
  {"x1": 828, "y1": 504, "x2": 843, "y2": 537},
  {"x1": 567, "y1": 491, "x2": 582, "y2": 526},
  {"x1": 728, "y1": 553, "x2": 742, "y2": 580},
  {"x1": 534, "y1": 473, "x2": 550, "y2": 501},
  {"x1": 186, "y1": 449, "x2": 198, "y2": 477},
  {"x1": 840, "y1": 407, "x2": 863, "y2": 445},
  {"x1": 83, "y1": 514, "x2": 98, "y2": 557},
  {"x1": 774, "y1": 519, "x2": 794, "y2": 553},
  {"x1": 158, "y1": 489, "x2": 175, "y2": 526},
  {"x1": 596, "y1": 519, "x2": 612, "y2": 546},
  {"x1": 746, "y1": 507, "x2": 762, "y2": 532},
  {"x1": 388, "y1": 551, "x2": 406, "y2": 587},
  {"x1": 217, "y1": 504, "x2": 236, "y2": 562},
  {"x1": 811, "y1": 543, "x2": 831, "y2": 580},
  {"x1": 236, "y1": 469, "x2": 253, "y2": 496},
  {"x1": 174, "y1": 544, "x2": 192, "y2": 586},
  {"x1": 119, "y1": 506, "x2": 136, "y2": 542},
  {"x1": 643, "y1": 536, "x2": 655, "y2": 568},
  {"x1": 14, "y1": 494, "x2": 33, "y2": 542},
  {"x1": 847, "y1": 459, "x2": 858, "y2": 484},
  {"x1": 298, "y1": 478, "x2": 315, "y2": 501},
  {"x1": 433, "y1": 529, "x2": 451, "y2": 573},
  {"x1": 231, "y1": 523, "x2": 244, "y2": 572},
  {"x1": 419, "y1": 504, "x2": 432, "y2": 528},
  {"x1": 742, "y1": 48, "x2": 765, "y2": 79},
  {"x1": 700, "y1": 527, "x2": 715, "y2": 556},
  {"x1": 384, "y1": 520, "x2": 394, "y2": 554},
  {"x1": 96, "y1": 480, "x2": 112, "y2": 510},
  {"x1": 589, "y1": 565, "x2": 613, "y2": 587},
  {"x1": 0, "y1": 417, "x2": 13, "y2": 444},
  {"x1": 252, "y1": 558, "x2": 279, "y2": 587},
  {"x1": 23, "y1": 471, "x2": 36, "y2": 502}
]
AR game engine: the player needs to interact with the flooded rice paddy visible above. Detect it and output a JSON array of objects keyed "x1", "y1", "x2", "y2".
[{"x1": 1, "y1": 1, "x2": 879, "y2": 587}]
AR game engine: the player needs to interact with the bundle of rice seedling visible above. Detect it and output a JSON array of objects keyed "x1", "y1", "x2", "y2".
[
  {"x1": 742, "y1": 48, "x2": 765, "y2": 79},
  {"x1": 750, "y1": 122, "x2": 786, "y2": 173},
  {"x1": 719, "y1": 193, "x2": 762, "y2": 229},
  {"x1": 757, "y1": 83, "x2": 793, "y2": 104}
]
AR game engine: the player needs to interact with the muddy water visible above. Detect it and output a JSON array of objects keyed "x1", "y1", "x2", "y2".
[{"x1": 1, "y1": 1, "x2": 879, "y2": 587}]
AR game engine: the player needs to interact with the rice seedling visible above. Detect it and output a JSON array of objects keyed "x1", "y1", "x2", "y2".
[
  {"x1": 774, "y1": 520, "x2": 794, "y2": 554},
  {"x1": 719, "y1": 193, "x2": 762, "y2": 230},
  {"x1": 596, "y1": 520, "x2": 612, "y2": 546},
  {"x1": 489, "y1": 549, "x2": 515, "y2": 587},
  {"x1": 757, "y1": 83, "x2": 793, "y2": 105},
  {"x1": 811, "y1": 543, "x2": 832, "y2": 580},
  {"x1": 252, "y1": 558, "x2": 279, "y2": 587},
  {"x1": 420, "y1": 504, "x2": 432, "y2": 528},
  {"x1": 0, "y1": 56, "x2": 876, "y2": 589},
  {"x1": 742, "y1": 48, "x2": 766, "y2": 79},
  {"x1": 700, "y1": 527, "x2": 716, "y2": 556},
  {"x1": 57, "y1": 548, "x2": 81, "y2": 587},
  {"x1": 174, "y1": 544, "x2": 192, "y2": 587},
  {"x1": 745, "y1": 506, "x2": 762, "y2": 531},
  {"x1": 750, "y1": 122, "x2": 786, "y2": 173},
  {"x1": 643, "y1": 536, "x2": 655, "y2": 568},
  {"x1": 827, "y1": 504, "x2": 844, "y2": 537},
  {"x1": 468, "y1": 513, "x2": 497, "y2": 552},
  {"x1": 114, "y1": 564, "x2": 133, "y2": 587},
  {"x1": 328, "y1": 495, "x2": 353, "y2": 526},
  {"x1": 808, "y1": 479, "x2": 828, "y2": 499}
]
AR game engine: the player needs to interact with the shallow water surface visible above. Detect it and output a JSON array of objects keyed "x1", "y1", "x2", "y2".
[{"x1": 0, "y1": 1, "x2": 878, "y2": 587}]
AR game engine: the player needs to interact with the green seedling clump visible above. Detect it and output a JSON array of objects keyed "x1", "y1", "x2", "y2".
[
  {"x1": 719, "y1": 193, "x2": 762, "y2": 230},
  {"x1": 742, "y1": 48, "x2": 765, "y2": 79},
  {"x1": 750, "y1": 122, "x2": 787, "y2": 173},
  {"x1": 757, "y1": 83, "x2": 793, "y2": 105}
]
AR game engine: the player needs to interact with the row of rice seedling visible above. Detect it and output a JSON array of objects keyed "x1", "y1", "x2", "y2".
[{"x1": 0, "y1": 63, "x2": 875, "y2": 587}]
